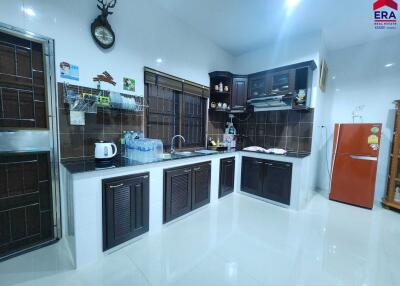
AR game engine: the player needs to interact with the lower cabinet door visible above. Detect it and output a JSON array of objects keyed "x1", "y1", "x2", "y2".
[
  {"x1": 241, "y1": 157, "x2": 263, "y2": 196},
  {"x1": 262, "y1": 161, "x2": 292, "y2": 205},
  {"x1": 192, "y1": 162, "x2": 211, "y2": 210},
  {"x1": 164, "y1": 167, "x2": 193, "y2": 223},
  {"x1": 219, "y1": 157, "x2": 235, "y2": 198},
  {"x1": 103, "y1": 173, "x2": 149, "y2": 251}
]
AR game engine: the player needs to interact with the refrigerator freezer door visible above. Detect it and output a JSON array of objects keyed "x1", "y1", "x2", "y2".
[
  {"x1": 333, "y1": 123, "x2": 382, "y2": 157},
  {"x1": 330, "y1": 154, "x2": 378, "y2": 209}
]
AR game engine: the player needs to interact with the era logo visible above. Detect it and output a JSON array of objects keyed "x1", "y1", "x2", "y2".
[
  {"x1": 375, "y1": 10, "x2": 397, "y2": 19},
  {"x1": 373, "y1": 0, "x2": 398, "y2": 25},
  {"x1": 373, "y1": 0, "x2": 398, "y2": 10}
]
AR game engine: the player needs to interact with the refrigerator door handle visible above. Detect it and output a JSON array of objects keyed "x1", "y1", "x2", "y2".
[{"x1": 350, "y1": 155, "x2": 378, "y2": 161}]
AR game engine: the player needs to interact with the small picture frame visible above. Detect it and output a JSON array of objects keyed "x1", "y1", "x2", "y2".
[{"x1": 319, "y1": 59, "x2": 328, "y2": 92}]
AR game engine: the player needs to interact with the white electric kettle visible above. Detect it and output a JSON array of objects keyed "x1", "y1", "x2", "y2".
[{"x1": 95, "y1": 141, "x2": 117, "y2": 160}]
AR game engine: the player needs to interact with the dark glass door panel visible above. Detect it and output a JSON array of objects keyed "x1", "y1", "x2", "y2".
[
  {"x1": 0, "y1": 152, "x2": 53, "y2": 258},
  {"x1": 248, "y1": 76, "x2": 267, "y2": 99},
  {"x1": 270, "y1": 70, "x2": 295, "y2": 96}
]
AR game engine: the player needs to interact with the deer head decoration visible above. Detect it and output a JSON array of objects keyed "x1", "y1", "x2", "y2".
[{"x1": 91, "y1": 0, "x2": 117, "y2": 49}]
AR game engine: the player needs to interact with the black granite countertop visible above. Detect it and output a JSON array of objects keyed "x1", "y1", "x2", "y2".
[{"x1": 61, "y1": 150, "x2": 310, "y2": 174}]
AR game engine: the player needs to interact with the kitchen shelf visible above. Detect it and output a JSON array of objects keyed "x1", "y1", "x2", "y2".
[
  {"x1": 63, "y1": 82, "x2": 147, "y2": 113},
  {"x1": 382, "y1": 99, "x2": 400, "y2": 212},
  {"x1": 210, "y1": 91, "x2": 231, "y2": 96}
]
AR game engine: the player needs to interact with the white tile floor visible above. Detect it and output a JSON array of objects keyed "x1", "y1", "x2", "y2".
[{"x1": 1, "y1": 193, "x2": 399, "y2": 286}]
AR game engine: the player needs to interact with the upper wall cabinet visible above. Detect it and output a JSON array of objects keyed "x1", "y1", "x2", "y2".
[
  {"x1": 211, "y1": 60, "x2": 317, "y2": 112},
  {"x1": 231, "y1": 76, "x2": 248, "y2": 111},
  {"x1": 209, "y1": 71, "x2": 248, "y2": 113}
]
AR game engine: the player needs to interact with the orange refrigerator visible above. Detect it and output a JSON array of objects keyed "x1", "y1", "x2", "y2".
[{"x1": 329, "y1": 123, "x2": 382, "y2": 209}]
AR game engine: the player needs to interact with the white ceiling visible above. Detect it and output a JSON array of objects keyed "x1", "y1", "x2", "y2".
[{"x1": 153, "y1": 0, "x2": 400, "y2": 56}]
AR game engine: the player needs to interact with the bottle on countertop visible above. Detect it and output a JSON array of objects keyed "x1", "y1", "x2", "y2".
[
  {"x1": 208, "y1": 137, "x2": 217, "y2": 147},
  {"x1": 229, "y1": 124, "x2": 236, "y2": 135}
]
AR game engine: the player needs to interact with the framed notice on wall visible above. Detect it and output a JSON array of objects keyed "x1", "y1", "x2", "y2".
[{"x1": 319, "y1": 59, "x2": 328, "y2": 92}]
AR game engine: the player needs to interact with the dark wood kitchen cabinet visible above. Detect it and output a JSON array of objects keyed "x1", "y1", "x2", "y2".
[
  {"x1": 219, "y1": 157, "x2": 236, "y2": 198},
  {"x1": 269, "y1": 69, "x2": 296, "y2": 96},
  {"x1": 164, "y1": 162, "x2": 211, "y2": 223},
  {"x1": 241, "y1": 157, "x2": 292, "y2": 205},
  {"x1": 248, "y1": 74, "x2": 268, "y2": 99},
  {"x1": 231, "y1": 76, "x2": 248, "y2": 110},
  {"x1": 192, "y1": 163, "x2": 212, "y2": 210},
  {"x1": 241, "y1": 157, "x2": 264, "y2": 196},
  {"x1": 262, "y1": 161, "x2": 292, "y2": 205},
  {"x1": 103, "y1": 173, "x2": 149, "y2": 251},
  {"x1": 209, "y1": 72, "x2": 247, "y2": 112}
]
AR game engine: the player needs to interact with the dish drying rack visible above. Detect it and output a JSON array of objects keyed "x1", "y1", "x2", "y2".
[{"x1": 63, "y1": 82, "x2": 147, "y2": 113}]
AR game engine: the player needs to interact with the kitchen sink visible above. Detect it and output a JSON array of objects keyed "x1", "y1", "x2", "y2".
[
  {"x1": 174, "y1": 151, "x2": 194, "y2": 156},
  {"x1": 195, "y1": 149, "x2": 218, "y2": 155},
  {"x1": 162, "y1": 153, "x2": 172, "y2": 159}
]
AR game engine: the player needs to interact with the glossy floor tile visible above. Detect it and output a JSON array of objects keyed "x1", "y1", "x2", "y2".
[{"x1": 0, "y1": 193, "x2": 399, "y2": 286}]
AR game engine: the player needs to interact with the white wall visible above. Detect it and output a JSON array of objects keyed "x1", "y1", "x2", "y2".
[
  {"x1": 317, "y1": 35, "x2": 400, "y2": 202},
  {"x1": 0, "y1": 0, "x2": 233, "y2": 95},
  {"x1": 232, "y1": 33, "x2": 322, "y2": 75}
]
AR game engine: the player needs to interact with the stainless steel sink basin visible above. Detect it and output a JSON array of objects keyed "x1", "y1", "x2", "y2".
[
  {"x1": 174, "y1": 151, "x2": 194, "y2": 156},
  {"x1": 162, "y1": 153, "x2": 172, "y2": 159}
]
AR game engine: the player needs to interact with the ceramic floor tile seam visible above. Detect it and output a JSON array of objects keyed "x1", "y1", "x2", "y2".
[
  {"x1": 212, "y1": 248, "x2": 267, "y2": 286},
  {"x1": 123, "y1": 251, "x2": 156, "y2": 286},
  {"x1": 124, "y1": 245, "x2": 225, "y2": 286}
]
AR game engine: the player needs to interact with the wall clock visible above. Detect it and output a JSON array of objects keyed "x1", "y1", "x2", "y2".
[{"x1": 91, "y1": 0, "x2": 117, "y2": 49}]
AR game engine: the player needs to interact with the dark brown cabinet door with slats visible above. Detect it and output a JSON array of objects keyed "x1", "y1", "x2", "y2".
[
  {"x1": 103, "y1": 173, "x2": 149, "y2": 251},
  {"x1": 0, "y1": 152, "x2": 53, "y2": 258},
  {"x1": 262, "y1": 161, "x2": 292, "y2": 205},
  {"x1": 164, "y1": 161, "x2": 211, "y2": 223},
  {"x1": 192, "y1": 162, "x2": 211, "y2": 210},
  {"x1": 164, "y1": 167, "x2": 192, "y2": 223},
  {"x1": 241, "y1": 157, "x2": 264, "y2": 197},
  {"x1": 219, "y1": 157, "x2": 235, "y2": 198}
]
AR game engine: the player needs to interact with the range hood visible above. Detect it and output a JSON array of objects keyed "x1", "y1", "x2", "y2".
[{"x1": 247, "y1": 95, "x2": 293, "y2": 112}]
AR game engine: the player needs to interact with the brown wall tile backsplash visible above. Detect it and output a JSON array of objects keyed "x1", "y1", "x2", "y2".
[
  {"x1": 207, "y1": 111, "x2": 227, "y2": 142},
  {"x1": 234, "y1": 109, "x2": 314, "y2": 154},
  {"x1": 58, "y1": 83, "x2": 144, "y2": 161}
]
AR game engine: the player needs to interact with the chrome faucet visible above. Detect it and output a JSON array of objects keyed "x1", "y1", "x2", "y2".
[{"x1": 170, "y1": 135, "x2": 185, "y2": 154}]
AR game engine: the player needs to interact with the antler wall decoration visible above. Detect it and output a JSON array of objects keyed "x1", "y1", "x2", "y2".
[{"x1": 91, "y1": 0, "x2": 117, "y2": 49}]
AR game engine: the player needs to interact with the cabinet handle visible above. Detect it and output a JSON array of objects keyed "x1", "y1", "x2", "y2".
[
  {"x1": 142, "y1": 175, "x2": 149, "y2": 179},
  {"x1": 256, "y1": 161, "x2": 263, "y2": 164},
  {"x1": 193, "y1": 167, "x2": 201, "y2": 171},
  {"x1": 184, "y1": 169, "x2": 191, "y2": 173},
  {"x1": 226, "y1": 160, "x2": 232, "y2": 163},
  {"x1": 109, "y1": 183, "x2": 124, "y2": 189}
]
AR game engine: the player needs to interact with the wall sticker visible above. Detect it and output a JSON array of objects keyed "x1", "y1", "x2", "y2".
[
  {"x1": 60, "y1": 62, "x2": 79, "y2": 81},
  {"x1": 123, "y1": 77, "x2": 135, "y2": 92}
]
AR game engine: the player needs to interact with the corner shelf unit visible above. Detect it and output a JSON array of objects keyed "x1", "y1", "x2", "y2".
[{"x1": 383, "y1": 100, "x2": 400, "y2": 211}]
